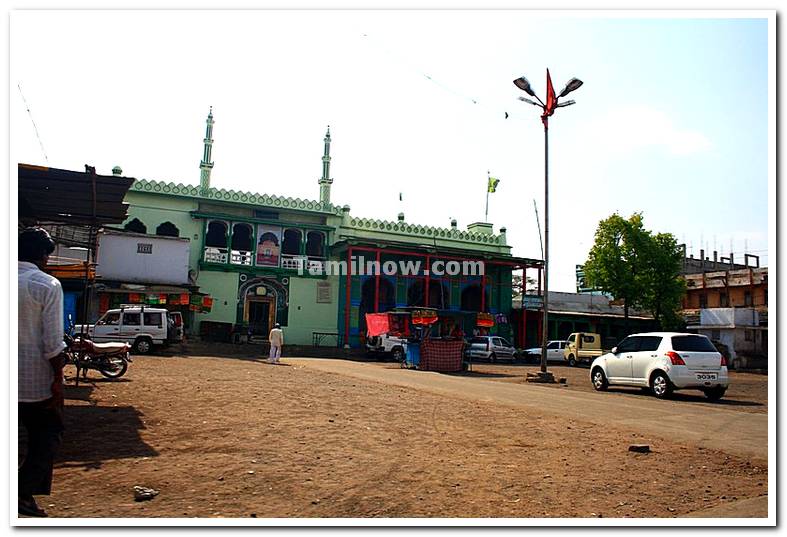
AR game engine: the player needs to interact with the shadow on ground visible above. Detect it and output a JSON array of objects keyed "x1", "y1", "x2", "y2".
[
  {"x1": 600, "y1": 386, "x2": 764, "y2": 408},
  {"x1": 56, "y1": 404, "x2": 158, "y2": 470}
]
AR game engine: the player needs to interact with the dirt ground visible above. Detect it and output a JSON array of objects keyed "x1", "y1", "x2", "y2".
[{"x1": 35, "y1": 347, "x2": 767, "y2": 519}]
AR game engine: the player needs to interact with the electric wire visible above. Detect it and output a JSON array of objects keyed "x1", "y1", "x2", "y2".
[{"x1": 17, "y1": 83, "x2": 49, "y2": 164}]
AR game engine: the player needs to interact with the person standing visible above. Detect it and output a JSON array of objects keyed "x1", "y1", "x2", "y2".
[
  {"x1": 268, "y1": 323, "x2": 284, "y2": 364},
  {"x1": 18, "y1": 227, "x2": 66, "y2": 518}
]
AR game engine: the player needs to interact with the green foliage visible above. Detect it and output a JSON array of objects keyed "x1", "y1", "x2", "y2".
[
  {"x1": 641, "y1": 232, "x2": 686, "y2": 330},
  {"x1": 511, "y1": 273, "x2": 537, "y2": 299},
  {"x1": 583, "y1": 213, "x2": 684, "y2": 330}
]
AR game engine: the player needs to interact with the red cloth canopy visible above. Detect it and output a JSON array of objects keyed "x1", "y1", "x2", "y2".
[{"x1": 365, "y1": 313, "x2": 391, "y2": 337}]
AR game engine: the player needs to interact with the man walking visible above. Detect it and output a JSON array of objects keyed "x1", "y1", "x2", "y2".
[
  {"x1": 268, "y1": 323, "x2": 284, "y2": 364},
  {"x1": 18, "y1": 227, "x2": 66, "y2": 518}
]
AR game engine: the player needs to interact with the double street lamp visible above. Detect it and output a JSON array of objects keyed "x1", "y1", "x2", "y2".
[{"x1": 514, "y1": 70, "x2": 583, "y2": 380}]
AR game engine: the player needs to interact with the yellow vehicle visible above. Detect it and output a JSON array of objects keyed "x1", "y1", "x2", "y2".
[{"x1": 564, "y1": 332, "x2": 603, "y2": 367}]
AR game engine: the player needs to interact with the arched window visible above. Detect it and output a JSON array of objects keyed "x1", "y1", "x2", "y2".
[
  {"x1": 282, "y1": 229, "x2": 302, "y2": 256},
  {"x1": 205, "y1": 221, "x2": 228, "y2": 248},
  {"x1": 407, "y1": 280, "x2": 425, "y2": 307},
  {"x1": 305, "y1": 231, "x2": 324, "y2": 257},
  {"x1": 359, "y1": 278, "x2": 397, "y2": 332},
  {"x1": 460, "y1": 285, "x2": 489, "y2": 312},
  {"x1": 231, "y1": 223, "x2": 253, "y2": 251},
  {"x1": 428, "y1": 282, "x2": 450, "y2": 309},
  {"x1": 124, "y1": 218, "x2": 146, "y2": 234},
  {"x1": 155, "y1": 221, "x2": 179, "y2": 237}
]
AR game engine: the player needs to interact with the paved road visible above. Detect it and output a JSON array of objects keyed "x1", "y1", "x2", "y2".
[{"x1": 290, "y1": 358, "x2": 768, "y2": 461}]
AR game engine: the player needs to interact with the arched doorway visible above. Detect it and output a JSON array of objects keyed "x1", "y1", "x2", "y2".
[
  {"x1": 238, "y1": 277, "x2": 289, "y2": 339},
  {"x1": 460, "y1": 284, "x2": 489, "y2": 312},
  {"x1": 407, "y1": 280, "x2": 425, "y2": 307},
  {"x1": 428, "y1": 282, "x2": 450, "y2": 309},
  {"x1": 359, "y1": 277, "x2": 397, "y2": 332}
]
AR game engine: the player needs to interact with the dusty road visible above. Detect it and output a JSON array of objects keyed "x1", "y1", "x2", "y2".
[
  {"x1": 28, "y1": 350, "x2": 768, "y2": 519},
  {"x1": 294, "y1": 360, "x2": 768, "y2": 460}
]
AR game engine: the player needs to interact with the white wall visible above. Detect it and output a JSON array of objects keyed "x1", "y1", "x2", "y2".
[{"x1": 96, "y1": 232, "x2": 190, "y2": 284}]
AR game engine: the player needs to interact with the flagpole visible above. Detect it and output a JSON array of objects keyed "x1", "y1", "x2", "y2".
[
  {"x1": 541, "y1": 116, "x2": 549, "y2": 375},
  {"x1": 485, "y1": 172, "x2": 490, "y2": 222}
]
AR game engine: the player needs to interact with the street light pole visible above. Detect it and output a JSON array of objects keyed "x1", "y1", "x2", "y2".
[
  {"x1": 541, "y1": 117, "x2": 549, "y2": 375},
  {"x1": 513, "y1": 70, "x2": 582, "y2": 382}
]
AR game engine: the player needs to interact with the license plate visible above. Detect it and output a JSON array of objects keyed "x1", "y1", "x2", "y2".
[{"x1": 696, "y1": 373, "x2": 718, "y2": 381}]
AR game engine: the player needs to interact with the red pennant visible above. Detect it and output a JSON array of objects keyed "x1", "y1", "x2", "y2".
[{"x1": 545, "y1": 69, "x2": 557, "y2": 116}]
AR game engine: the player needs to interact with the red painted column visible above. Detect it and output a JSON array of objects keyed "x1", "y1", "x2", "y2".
[
  {"x1": 374, "y1": 250, "x2": 381, "y2": 312},
  {"x1": 344, "y1": 247, "x2": 352, "y2": 344},
  {"x1": 481, "y1": 271, "x2": 486, "y2": 312},
  {"x1": 521, "y1": 266, "x2": 527, "y2": 347},
  {"x1": 425, "y1": 255, "x2": 431, "y2": 307}
]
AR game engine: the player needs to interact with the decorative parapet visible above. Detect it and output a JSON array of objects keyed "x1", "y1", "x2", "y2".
[
  {"x1": 129, "y1": 179, "x2": 344, "y2": 215},
  {"x1": 344, "y1": 216, "x2": 508, "y2": 246}
]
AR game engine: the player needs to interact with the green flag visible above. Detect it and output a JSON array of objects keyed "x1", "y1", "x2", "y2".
[{"x1": 488, "y1": 176, "x2": 500, "y2": 193}]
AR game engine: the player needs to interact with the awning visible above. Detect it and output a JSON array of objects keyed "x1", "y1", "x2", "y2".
[
  {"x1": 365, "y1": 313, "x2": 391, "y2": 337},
  {"x1": 97, "y1": 284, "x2": 197, "y2": 295},
  {"x1": 19, "y1": 163, "x2": 134, "y2": 225}
]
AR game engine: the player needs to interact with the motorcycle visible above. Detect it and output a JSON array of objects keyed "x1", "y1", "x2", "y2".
[{"x1": 64, "y1": 330, "x2": 132, "y2": 384}]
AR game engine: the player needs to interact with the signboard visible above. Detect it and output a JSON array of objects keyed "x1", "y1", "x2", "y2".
[
  {"x1": 256, "y1": 224, "x2": 282, "y2": 267},
  {"x1": 522, "y1": 295, "x2": 544, "y2": 310}
]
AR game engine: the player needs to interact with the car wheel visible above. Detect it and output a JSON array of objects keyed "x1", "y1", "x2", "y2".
[
  {"x1": 489, "y1": 353, "x2": 497, "y2": 363},
  {"x1": 650, "y1": 371, "x2": 673, "y2": 399},
  {"x1": 703, "y1": 387, "x2": 727, "y2": 401},
  {"x1": 591, "y1": 367, "x2": 608, "y2": 391},
  {"x1": 392, "y1": 347, "x2": 404, "y2": 364},
  {"x1": 133, "y1": 337, "x2": 153, "y2": 355},
  {"x1": 567, "y1": 354, "x2": 577, "y2": 367}
]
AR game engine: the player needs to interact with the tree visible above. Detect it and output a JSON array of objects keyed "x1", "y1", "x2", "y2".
[
  {"x1": 583, "y1": 213, "x2": 685, "y2": 331},
  {"x1": 511, "y1": 272, "x2": 537, "y2": 299},
  {"x1": 641, "y1": 232, "x2": 686, "y2": 330},
  {"x1": 583, "y1": 213, "x2": 650, "y2": 331}
]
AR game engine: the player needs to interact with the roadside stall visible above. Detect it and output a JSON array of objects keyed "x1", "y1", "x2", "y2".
[
  {"x1": 403, "y1": 308, "x2": 465, "y2": 372},
  {"x1": 365, "y1": 308, "x2": 467, "y2": 371},
  {"x1": 475, "y1": 312, "x2": 495, "y2": 335}
]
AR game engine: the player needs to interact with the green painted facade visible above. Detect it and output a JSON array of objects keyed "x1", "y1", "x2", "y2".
[{"x1": 115, "y1": 116, "x2": 537, "y2": 347}]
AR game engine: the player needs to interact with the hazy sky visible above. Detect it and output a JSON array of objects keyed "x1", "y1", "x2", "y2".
[{"x1": 11, "y1": 10, "x2": 772, "y2": 291}]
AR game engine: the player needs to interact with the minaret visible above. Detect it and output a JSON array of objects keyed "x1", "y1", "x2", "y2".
[
  {"x1": 199, "y1": 107, "x2": 215, "y2": 193},
  {"x1": 318, "y1": 126, "x2": 333, "y2": 205}
]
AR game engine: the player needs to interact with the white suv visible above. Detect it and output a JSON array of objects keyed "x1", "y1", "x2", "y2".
[
  {"x1": 75, "y1": 305, "x2": 182, "y2": 354},
  {"x1": 589, "y1": 332, "x2": 729, "y2": 400}
]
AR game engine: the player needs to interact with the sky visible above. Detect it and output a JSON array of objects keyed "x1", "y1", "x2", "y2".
[{"x1": 11, "y1": 10, "x2": 772, "y2": 291}]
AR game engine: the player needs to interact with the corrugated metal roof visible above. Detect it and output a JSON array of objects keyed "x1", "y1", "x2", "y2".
[{"x1": 18, "y1": 163, "x2": 135, "y2": 225}]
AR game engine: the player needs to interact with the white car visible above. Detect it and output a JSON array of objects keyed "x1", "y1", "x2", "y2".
[
  {"x1": 589, "y1": 332, "x2": 729, "y2": 400},
  {"x1": 522, "y1": 340, "x2": 567, "y2": 363},
  {"x1": 465, "y1": 336, "x2": 517, "y2": 362},
  {"x1": 75, "y1": 305, "x2": 182, "y2": 354}
]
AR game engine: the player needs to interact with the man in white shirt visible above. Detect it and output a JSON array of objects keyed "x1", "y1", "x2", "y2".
[
  {"x1": 18, "y1": 227, "x2": 66, "y2": 518},
  {"x1": 268, "y1": 323, "x2": 284, "y2": 364}
]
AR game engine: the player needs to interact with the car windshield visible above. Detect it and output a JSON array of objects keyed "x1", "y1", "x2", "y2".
[
  {"x1": 471, "y1": 338, "x2": 488, "y2": 345},
  {"x1": 671, "y1": 335, "x2": 717, "y2": 352}
]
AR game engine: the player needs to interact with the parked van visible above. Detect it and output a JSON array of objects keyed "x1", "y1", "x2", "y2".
[
  {"x1": 76, "y1": 305, "x2": 183, "y2": 354},
  {"x1": 564, "y1": 332, "x2": 603, "y2": 366}
]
